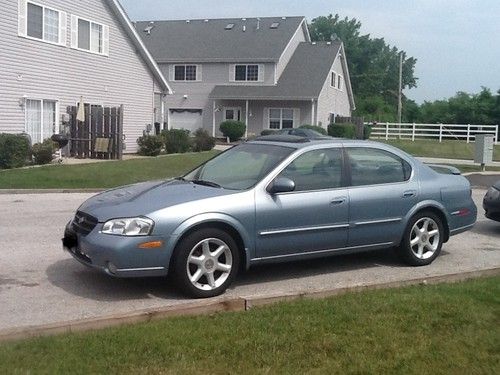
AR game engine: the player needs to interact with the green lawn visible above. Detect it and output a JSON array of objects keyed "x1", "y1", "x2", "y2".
[
  {"x1": 377, "y1": 139, "x2": 500, "y2": 161},
  {"x1": 0, "y1": 276, "x2": 498, "y2": 374},
  {"x1": 0, "y1": 151, "x2": 219, "y2": 189}
]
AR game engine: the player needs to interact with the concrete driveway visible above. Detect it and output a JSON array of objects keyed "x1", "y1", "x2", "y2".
[{"x1": 0, "y1": 190, "x2": 499, "y2": 332}]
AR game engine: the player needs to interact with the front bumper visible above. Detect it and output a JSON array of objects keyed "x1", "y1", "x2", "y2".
[
  {"x1": 483, "y1": 198, "x2": 500, "y2": 222},
  {"x1": 63, "y1": 220, "x2": 170, "y2": 278}
]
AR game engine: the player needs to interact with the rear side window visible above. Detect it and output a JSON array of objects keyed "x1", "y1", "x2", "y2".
[{"x1": 346, "y1": 147, "x2": 412, "y2": 186}]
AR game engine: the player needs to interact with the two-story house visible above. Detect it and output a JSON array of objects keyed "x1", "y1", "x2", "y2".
[
  {"x1": 136, "y1": 17, "x2": 355, "y2": 137},
  {"x1": 1, "y1": 0, "x2": 172, "y2": 152}
]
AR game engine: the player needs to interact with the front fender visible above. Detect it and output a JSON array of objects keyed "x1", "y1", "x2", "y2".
[{"x1": 165, "y1": 212, "x2": 254, "y2": 270}]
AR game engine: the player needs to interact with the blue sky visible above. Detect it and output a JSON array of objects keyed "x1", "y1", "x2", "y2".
[{"x1": 120, "y1": 0, "x2": 500, "y2": 103}]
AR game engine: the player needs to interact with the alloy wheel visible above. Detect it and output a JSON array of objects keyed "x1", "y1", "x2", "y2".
[{"x1": 409, "y1": 217, "x2": 440, "y2": 260}]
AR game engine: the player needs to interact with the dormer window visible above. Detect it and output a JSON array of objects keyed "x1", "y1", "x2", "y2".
[{"x1": 235, "y1": 65, "x2": 259, "y2": 81}]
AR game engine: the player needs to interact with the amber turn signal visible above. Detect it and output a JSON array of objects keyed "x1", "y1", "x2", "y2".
[{"x1": 138, "y1": 241, "x2": 163, "y2": 249}]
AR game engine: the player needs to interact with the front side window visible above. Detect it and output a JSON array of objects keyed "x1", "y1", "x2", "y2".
[
  {"x1": 26, "y1": 2, "x2": 60, "y2": 43},
  {"x1": 78, "y1": 18, "x2": 103, "y2": 53},
  {"x1": 25, "y1": 99, "x2": 57, "y2": 144},
  {"x1": 174, "y1": 65, "x2": 197, "y2": 81},
  {"x1": 269, "y1": 108, "x2": 295, "y2": 129},
  {"x1": 278, "y1": 148, "x2": 344, "y2": 192},
  {"x1": 184, "y1": 143, "x2": 293, "y2": 190},
  {"x1": 235, "y1": 65, "x2": 259, "y2": 81},
  {"x1": 347, "y1": 147, "x2": 412, "y2": 186}
]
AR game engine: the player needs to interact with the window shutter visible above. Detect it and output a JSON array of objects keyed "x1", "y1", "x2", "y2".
[
  {"x1": 18, "y1": 0, "x2": 27, "y2": 37},
  {"x1": 258, "y1": 64, "x2": 265, "y2": 82},
  {"x1": 70, "y1": 15, "x2": 78, "y2": 48},
  {"x1": 59, "y1": 11, "x2": 67, "y2": 46},
  {"x1": 196, "y1": 64, "x2": 202, "y2": 81},
  {"x1": 229, "y1": 65, "x2": 235, "y2": 82},
  {"x1": 293, "y1": 108, "x2": 301, "y2": 127},
  {"x1": 102, "y1": 25, "x2": 110, "y2": 56},
  {"x1": 169, "y1": 65, "x2": 174, "y2": 81},
  {"x1": 263, "y1": 107, "x2": 270, "y2": 129}
]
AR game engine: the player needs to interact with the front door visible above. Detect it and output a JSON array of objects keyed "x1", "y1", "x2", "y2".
[
  {"x1": 224, "y1": 107, "x2": 241, "y2": 122},
  {"x1": 255, "y1": 147, "x2": 349, "y2": 259}
]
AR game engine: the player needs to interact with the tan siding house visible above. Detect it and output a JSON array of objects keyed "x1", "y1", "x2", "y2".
[{"x1": 0, "y1": 0, "x2": 171, "y2": 152}]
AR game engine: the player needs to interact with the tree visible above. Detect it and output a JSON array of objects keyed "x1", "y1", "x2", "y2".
[{"x1": 309, "y1": 14, "x2": 418, "y2": 121}]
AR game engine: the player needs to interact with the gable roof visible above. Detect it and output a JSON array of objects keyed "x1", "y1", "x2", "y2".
[
  {"x1": 106, "y1": 0, "x2": 172, "y2": 93},
  {"x1": 209, "y1": 41, "x2": 344, "y2": 100},
  {"x1": 135, "y1": 16, "x2": 308, "y2": 63}
]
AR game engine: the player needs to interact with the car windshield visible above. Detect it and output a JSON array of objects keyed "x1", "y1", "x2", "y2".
[{"x1": 184, "y1": 143, "x2": 294, "y2": 190}]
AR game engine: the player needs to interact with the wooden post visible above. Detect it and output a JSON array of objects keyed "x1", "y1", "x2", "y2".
[
  {"x1": 466, "y1": 124, "x2": 470, "y2": 143},
  {"x1": 412, "y1": 123, "x2": 415, "y2": 141},
  {"x1": 117, "y1": 105, "x2": 124, "y2": 160},
  {"x1": 439, "y1": 124, "x2": 443, "y2": 143},
  {"x1": 385, "y1": 122, "x2": 389, "y2": 140}
]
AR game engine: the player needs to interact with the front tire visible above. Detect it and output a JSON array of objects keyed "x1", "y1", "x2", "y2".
[
  {"x1": 399, "y1": 211, "x2": 444, "y2": 266},
  {"x1": 172, "y1": 228, "x2": 240, "y2": 298}
]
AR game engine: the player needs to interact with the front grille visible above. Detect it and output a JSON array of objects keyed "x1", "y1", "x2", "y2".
[{"x1": 71, "y1": 211, "x2": 98, "y2": 236}]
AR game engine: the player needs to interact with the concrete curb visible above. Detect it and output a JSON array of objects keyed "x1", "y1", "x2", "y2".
[
  {"x1": 0, "y1": 189, "x2": 103, "y2": 194},
  {"x1": 0, "y1": 267, "x2": 498, "y2": 343}
]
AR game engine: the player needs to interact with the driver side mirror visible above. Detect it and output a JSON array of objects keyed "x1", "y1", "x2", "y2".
[{"x1": 267, "y1": 177, "x2": 296, "y2": 194}]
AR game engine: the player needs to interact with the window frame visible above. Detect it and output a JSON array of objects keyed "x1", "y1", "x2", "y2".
[
  {"x1": 23, "y1": 0, "x2": 63, "y2": 46},
  {"x1": 75, "y1": 15, "x2": 105, "y2": 55},
  {"x1": 234, "y1": 64, "x2": 260, "y2": 82},
  {"x1": 24, "y1": 98, "x2": 60, "y2": 144},
  {"x1": 268, "y1": 108, "x2": 297, "y2": 130},
  {"x1": 330, "y1": 71, "x2": 337, "y2": 88},
  {"x1": 173, "y1": 65, "x2": 198, "y2": 82}
]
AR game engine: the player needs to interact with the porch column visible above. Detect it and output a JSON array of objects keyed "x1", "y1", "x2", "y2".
[
  {"x1": 311, "y1": 98, "x2": 316, "y2": 125},
  {"x1": 166, "y1": 106, "x2": 171, "y2": 130},
  {"x1": 245, "y1": 100, "x2": 249, "y2": 138},
  {"x1": 212, "y1": 100, "x2": 216, "y2": 137},
  {"x1": 160, "y1": 97, "x2": 165, "y2": 130}
]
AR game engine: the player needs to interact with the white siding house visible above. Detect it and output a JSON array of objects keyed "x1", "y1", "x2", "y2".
[{"x1": 0, "y1": 0, "x2": 171, "y2": 152}]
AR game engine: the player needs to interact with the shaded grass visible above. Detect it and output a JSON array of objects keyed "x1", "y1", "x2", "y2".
[
  {"x1": 0, "y1": 276, "x2": 499, "y2": 374},
  {"x1": 378, "y1": 139, "x2": 500, "y2": 161},
  {"x1": 0, "y1": 151, "x2": 219, "y2": 189}
]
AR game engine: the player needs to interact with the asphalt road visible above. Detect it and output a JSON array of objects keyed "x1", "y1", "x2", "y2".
[{"x1": 0, "y1": 190, "x2": 499, "y2": 332}]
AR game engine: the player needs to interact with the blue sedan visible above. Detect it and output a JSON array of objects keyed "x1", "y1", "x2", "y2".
[{"x1": 63, "y1": 136, "x2": 477, "y2": 298}]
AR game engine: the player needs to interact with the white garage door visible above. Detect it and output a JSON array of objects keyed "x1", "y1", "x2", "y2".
[{"x1": 170, "y1": 110, "x2": 203, "y2": 133}]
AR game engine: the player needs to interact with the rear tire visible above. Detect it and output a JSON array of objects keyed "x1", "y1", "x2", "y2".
[
  {"x1": 399, "y1": 211, "x2": 444, "y2": 266},
  {"x1": 172, "y1": 228, "x2": 240, "y2": 298}
]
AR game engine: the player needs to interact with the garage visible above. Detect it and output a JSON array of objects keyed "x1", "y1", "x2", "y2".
[{"x1": 169, "y1": 109, "x2": 203, "y2": 133}]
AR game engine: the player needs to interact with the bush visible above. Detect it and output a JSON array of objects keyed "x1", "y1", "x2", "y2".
[
  {"x1": 363, "y1": 124, "x2": 372, "y2": 140},
  {"x1": 0, "y1": 133, "x2": 31, "y2": 169},
  {"x1": 299, "y1": 124, "x2": 328, "y2": 135},
  {"x1": 161, "y1": 129, "x2": 191, "y2": 154},
  {"x1": 260, "y1": 129, "x2": 277, "y2": 136},
  {"x1": 328, "y1": 123, "x2": 357, "y2": 139},
  {"x1": 137, "y1": 135, "x2": 163, "y2": 156},
  {"x1": 32, "y1": 138, "x2": 56, "y2": 165},
  {"x1": 191, "y1": 128, "x2": 215, "y2": 152},
  {"x1": 219, "y1": 121, "x2": 246, "y2": 142}
]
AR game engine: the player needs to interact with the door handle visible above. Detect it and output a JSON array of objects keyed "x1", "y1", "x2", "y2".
[
  {"x1": 402, "y1": 190, "x2": 417, "y2": 198},
  {"x1": 331, "y1": 197, "x2": 347, "y2": 205}
]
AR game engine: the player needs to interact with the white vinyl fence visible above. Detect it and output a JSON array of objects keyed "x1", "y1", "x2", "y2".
[{"x1": 369, "y1": 123, "x2": 498, "y2": 144}]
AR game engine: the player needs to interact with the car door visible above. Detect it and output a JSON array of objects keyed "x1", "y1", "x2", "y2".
[
  {"x1": 254, "y1": 147, "x2": 349, "y2": 259},
  {"x1": 345, "y1": 146, "x2": 418, "y2": 247}
]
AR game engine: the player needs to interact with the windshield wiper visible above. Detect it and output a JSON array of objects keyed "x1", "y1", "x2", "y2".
[{"x1": 191, "y1": 179, "x2": 222, "y2": 188}]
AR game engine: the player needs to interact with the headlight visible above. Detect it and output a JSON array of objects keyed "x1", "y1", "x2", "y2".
[
  {"x1": 101, "y1": 217, "x2": 154, "y2": 236},
  {"x1": 486, "y1": 187, "x2": 500, "y2": 200}
]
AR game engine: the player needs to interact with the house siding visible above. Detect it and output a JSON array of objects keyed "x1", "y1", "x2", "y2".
[
  {"x1": 275, "y1": 23, "x2": 307, "y2": 81},
  {"x1": 0, "y1": 0, "x2": 164, "y2": 152},
  {"x1": 316, "y1": 52, "x2": 352, "y2": 126}
]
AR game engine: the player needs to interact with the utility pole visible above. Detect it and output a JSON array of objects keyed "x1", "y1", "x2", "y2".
[{"x1": 397, "y1": 52, "x2": 403, "y2": 124}]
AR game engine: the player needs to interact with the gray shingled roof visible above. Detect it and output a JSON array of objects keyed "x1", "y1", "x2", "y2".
[
  {"x1": 135, "y1": 17, "x2": 306, "y2": 63},
  {"x1": 209, "y1": 41, "x2": 342, "y2": 100}
]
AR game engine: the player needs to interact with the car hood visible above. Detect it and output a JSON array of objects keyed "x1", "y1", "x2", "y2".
[
  {"x1": 493, "y1": 180, "x2": 500, "y2": 190},
  {"x1": 78, "y1": 180, "x2": 237, "y2": 221}
]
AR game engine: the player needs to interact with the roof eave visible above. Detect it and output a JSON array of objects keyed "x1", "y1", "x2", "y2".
[
  {"x1": 156, "y1": 58, "x2": 278, "y2": 64},
  {"x1": 107, "y1": 0, "x2": 173, "y2": 94}
]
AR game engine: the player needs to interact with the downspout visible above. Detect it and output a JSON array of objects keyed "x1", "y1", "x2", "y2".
[
  {"x1": 311, "y1": 98, "x2": 316, "y2": 125},
  {"x1": 245, "y1": 100, "x2": 249, "y2": 138},
  {"x1": 212, "y1": 100, "x2": 216, "y2": 137}
]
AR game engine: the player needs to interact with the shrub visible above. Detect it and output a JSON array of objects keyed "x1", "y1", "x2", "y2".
[
  {"x1": 191, "y1": 128, "x2": 215, "y2": 152},
  {"x1": 219, "y1": 121, "x2": 246, "y2": 142},
  {"x1": 32, "y1": 138, "x2": 56, "y2": 165},
  {"x1": 137, "y1": 135, "x2": 163, "y2": 156},
  {"x1": 299, "y1": 124, "x2": 328, "y2": 135},
  {"x1": 328, "y1": 123, "x2": 357, "y2": 139},
  {"x1": 260, "y1": 129, "x2": 277, "y2": 136},
  {"x1": 161, "y1": 129, "x2": 191, "y2": 154},
  {"x1": 363, "y1": 124, "x2": 372, "y2": 140},
  {"x1": 0, "y1": 133, "x2": 31, "y2": 169}
]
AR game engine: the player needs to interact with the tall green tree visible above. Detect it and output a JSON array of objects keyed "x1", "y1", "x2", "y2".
[{"x1": 309, "y1": 14, "x2": 418, "y2": 121}]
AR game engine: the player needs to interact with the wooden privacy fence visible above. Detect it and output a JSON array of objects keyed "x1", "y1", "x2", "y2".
[
  {"x1": 67, "y1": 104, "x2": 124, "y2": 159},
  {"x1": 369, "y1": 122, "x2": 498, "y2": 144}
]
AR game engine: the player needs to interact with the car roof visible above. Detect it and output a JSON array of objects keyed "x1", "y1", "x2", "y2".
[{"x1": 249, "y1": 135, "x2": 372, "y2": 149}]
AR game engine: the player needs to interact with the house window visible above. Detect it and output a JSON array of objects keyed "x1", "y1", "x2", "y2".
[
  {"x1": 174, "y1": 65, "x2": 197, "y2": 81},
  {"x1": 235, "y1": 65, "x2": 259, "y2": 81},
  {"x1": 337, "y1": 75, "x2": 343, "y2": 90},
  {"x1": 269, "y1": 108, "x2": 294, "y2": 129},
  {"x1": 26, "y1": 2, "x2": 60, "y2": 43},
  {"x1": 78, "y1": 18, "x2": 103, "y2": 53},
  {"x1": 331, "y1": 72, "x2": 336, "y2": 88},
  {"x1": 25, "y1": 99, "x2": 58, "y2": 144}
]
